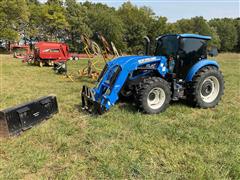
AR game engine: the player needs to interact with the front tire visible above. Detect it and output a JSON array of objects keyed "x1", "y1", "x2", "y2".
[
  {"x1": 74, "y1": 57, "x2": 79, "y2": 61},
  {"x1": 188, "y1": 66, "x2": 224, "y2": 108},
  {"x1": 136, "y1": 77, "x2": 171, "y2": 114}
]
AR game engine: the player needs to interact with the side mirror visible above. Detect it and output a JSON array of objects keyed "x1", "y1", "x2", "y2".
[{"x1": 208, "y1": 47, "x2": 218, "y2": 57}]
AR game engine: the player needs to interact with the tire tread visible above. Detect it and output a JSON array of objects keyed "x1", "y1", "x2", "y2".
[
  {"x1": 187, "y1": 66, "x2": 224, "y2": 108},
  {"x1": 136, "y1": 77, "x2": 171, "y2": 114}
]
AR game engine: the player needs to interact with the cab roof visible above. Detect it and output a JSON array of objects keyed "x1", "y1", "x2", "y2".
[
  {"x1": 156, "y1": 34, "x2": 212, "y2": 40},
  {"x1": 179, "y1": 34, "x2": 211, "y2": 40}
]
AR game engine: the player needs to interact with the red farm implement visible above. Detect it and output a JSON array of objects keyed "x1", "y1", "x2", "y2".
[
  {"x1": 11, "y1": 45, "x2": 31, "y2": 59},
  {"x1": 24, "y1": 42, "x2": 70, "y2": 67}
]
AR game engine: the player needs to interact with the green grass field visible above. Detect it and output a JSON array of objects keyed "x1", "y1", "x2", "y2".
[{"x1": 0, "y1": 53, "x2": 239, "y2": 179}]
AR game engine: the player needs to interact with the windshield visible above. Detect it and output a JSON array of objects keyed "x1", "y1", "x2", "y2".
[{"x1": 154, "y1": 35, "x2": 178, "y2": 57}]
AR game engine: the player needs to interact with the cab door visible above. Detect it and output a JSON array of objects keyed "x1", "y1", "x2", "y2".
[{"x1": 177, "y1": 38, "x2": 207, "y2": 79}]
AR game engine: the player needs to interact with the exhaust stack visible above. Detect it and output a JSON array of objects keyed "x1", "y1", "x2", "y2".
[{"x1": 144, "y1": 36, "x2": 151, "y2": 55}]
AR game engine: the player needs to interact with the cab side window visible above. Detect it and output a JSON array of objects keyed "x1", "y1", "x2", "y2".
[{"x1": 180, "y1": 38, "x2": 207, "y2": 58}]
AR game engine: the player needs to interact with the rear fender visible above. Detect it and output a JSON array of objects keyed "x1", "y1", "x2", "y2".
[{"x1": 185, "y1": 60, "x2": 219, "y2": 82}]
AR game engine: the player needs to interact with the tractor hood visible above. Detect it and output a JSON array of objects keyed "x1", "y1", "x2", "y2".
[{"x1": 107, "y1": 55, "x2": 164, "y2": 68}]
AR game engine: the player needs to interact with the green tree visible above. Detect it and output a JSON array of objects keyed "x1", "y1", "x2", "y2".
[
  {"x1": 209, "y1": 18, "x2": 238, "y2": 51},
  {"x1": 84, "y1": 2, "x2": 126, "y2": 51},
  {"x1": 0, "y1": 0, "x2": 29, "y2": 44},
  {"x1": 1, "y1": 1, "x2": 238, "y2": 53},
  {"x1": 118, "y1": 2, "x2": 150, "y2": 53},
  {"x1": 65, "y1": 0, "x2": 92, "y2": 51},
  {"x1": 27, "y1": 0, "x2": 40, "y2": 4},
  {"x1": 146, "y1": 16, "x2": 168, "y2": 53},
  {"x1": 40, "y1": 0, "x2": 69, "y2": 41},
  {"x1": 118, "y1": 2, "x2": 168, "y2": 53},
  {"x1": 175, "y1": 16, "x2": 221, "y2": 48},
  {"x1": 233, "y1": 18, "x2": 240, "y2": 52},
  {"x1": 148, "y1": 16, "x2": 168, "y2": 40},
  {"x1": 25, "y1": 1, "x2": 44, "y2": 41},
  {"x1": 166, "y1": 23, "x2": 178, "y2": 34}
]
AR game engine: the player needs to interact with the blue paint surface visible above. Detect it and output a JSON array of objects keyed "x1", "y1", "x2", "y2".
[
  {"x1": 185, "y1": 59, "x2": 219, "y2": 81},
  {"x1": 179, "y1": 34, "x2": 211, "y2": 40}
]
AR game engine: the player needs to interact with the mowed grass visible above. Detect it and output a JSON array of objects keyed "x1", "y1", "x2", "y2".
[{"x1": 0, "y1": 53, "x2": 239, "y2": 179}]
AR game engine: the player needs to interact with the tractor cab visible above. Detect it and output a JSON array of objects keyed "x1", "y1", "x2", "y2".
[{"x1": 152, "y1": 34, "x2": 217, "y2": 79}]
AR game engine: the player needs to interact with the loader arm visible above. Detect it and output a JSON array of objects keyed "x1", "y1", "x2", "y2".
[{"x1": 81, "y1": 56, "x2": 168, "y2": 113}]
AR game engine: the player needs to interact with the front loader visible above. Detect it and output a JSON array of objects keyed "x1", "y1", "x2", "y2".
[{"x1": 82, "y1": 34, "x2": 224, "y2": 114}]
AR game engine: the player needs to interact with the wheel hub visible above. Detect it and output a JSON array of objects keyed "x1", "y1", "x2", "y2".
[
  {"x1": 200, "y1": 76, "x2": 220, "y2": 103},
  {"x1": 147, "y1": 87, "x2": 166, "y2": 110},
  {"x1": 201, "y1": 81, "x2": 213, "y2": 96},
  {"x1": 149, "y1": 92, "x2": 156, "y2": 101}
]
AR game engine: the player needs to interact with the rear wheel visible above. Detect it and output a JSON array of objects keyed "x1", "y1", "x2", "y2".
[
  {"x1": 187, "y1": 66, "x2": 224, "y2": 108},
  {"x1": 136, "y1": 77, "x2": 171, "y2": 114}
]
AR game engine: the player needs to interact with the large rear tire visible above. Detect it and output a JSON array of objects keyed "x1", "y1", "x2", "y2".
[
  {"x1": 136, "y1": 77, "x2": 171, "y2": 114},
  {"x1": 187, "y1": 66, "x2": 224, "y2": 108}
]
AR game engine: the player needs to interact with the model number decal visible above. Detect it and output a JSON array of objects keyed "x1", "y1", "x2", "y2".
[{"x1": 138, "y1": 57, "x2": 158, "y2": 64}]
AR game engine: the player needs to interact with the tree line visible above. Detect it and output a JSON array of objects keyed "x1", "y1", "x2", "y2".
[{"x1": 0, "y1": 0, "x2": 239, "y2": 53}]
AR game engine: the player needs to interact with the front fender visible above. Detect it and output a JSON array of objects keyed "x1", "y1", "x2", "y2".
[{"x1": 185, "y1": 60, "x2": 219, "y2": 82}]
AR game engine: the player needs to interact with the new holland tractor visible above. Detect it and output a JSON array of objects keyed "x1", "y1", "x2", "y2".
[{"x1": 81, "y1": 34, "x2": 224, "y2": 114}]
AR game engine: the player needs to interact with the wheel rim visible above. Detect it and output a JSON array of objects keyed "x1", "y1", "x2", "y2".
[
  {"x1": 147, "y1": 87, "x2": 166, "y2": 109},
  {"x1": 200, "y1": 76, "x2": 220, "y2": 103}
]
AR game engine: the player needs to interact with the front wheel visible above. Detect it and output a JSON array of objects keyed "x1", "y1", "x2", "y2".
[
  {"x1": 136, "y1": 77, "x2": 171, "y2": 114},
  {"x1": 188, "y1": 66, "x2": 224, "y2": 108},
  {"x1": 74, "y1": 57, "x2": 79, "y2": 61}
]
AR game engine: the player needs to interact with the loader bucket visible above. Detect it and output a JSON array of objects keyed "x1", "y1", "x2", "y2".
[
  {"x1": 81, "y1": 85, "x2": 105, "y2": 114},
  {"x1": 0, "y1": 95, "x2": 58, "y2": 137}
]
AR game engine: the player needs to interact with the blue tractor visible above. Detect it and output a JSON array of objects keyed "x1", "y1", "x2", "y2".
[{"x1": 81, "y1": 34, "x2": 224, "y2": 114}]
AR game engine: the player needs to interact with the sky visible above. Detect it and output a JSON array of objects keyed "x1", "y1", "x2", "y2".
[{"x1": 40, "y1": 0, "x2": 240, "y2": 22}]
